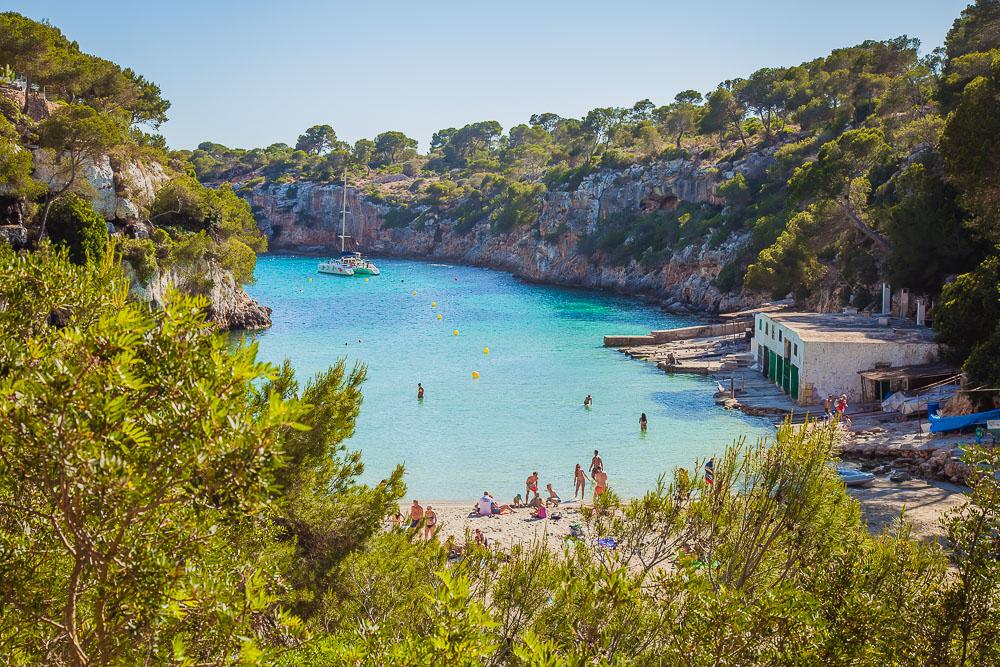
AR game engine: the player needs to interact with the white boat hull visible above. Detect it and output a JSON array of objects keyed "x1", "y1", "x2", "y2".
[{"x1": 318, "y1": 261, "x2": 354, "y2": 276}]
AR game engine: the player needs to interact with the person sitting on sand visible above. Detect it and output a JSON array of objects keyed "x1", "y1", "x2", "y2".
[
  {"x1": 545, "y1": 482, "x2": 561, "y2": 506},
  {"x1": 531, "y1": 503, "x2": 548, "y2": 519},
  {"x1": 390, "y1": 511, "x2": 402, "y2": 529},
  {"x1": 423, "y1": 506, "x2": 437, "y2": 541},
  {"x1": 478, "y1": 492, "x2": 493, "y2": 517},
  {"x1": 474, "y1": 528, "x2": 488, "y2": 548},
  {"x1": 526, "y1": 471, "x2": 539, "y2": 502},
  {"x1": 574, "y1": 464, "x2": 589, "y2": 500},
  {"x1": 512, "y1": 493, "x2": 524, "y2": 508},
  {"x1": 527, "y1": 494, "x2": 544, "y2": 510},
  {"x1": 593, "y1": 467, "x2": 608, "y2": 501},
  {"x1": 491, "y1": 499, "x2": 514, "y2": 515},
  {"x1": 409, "y1": 500, "x2": 424, "y2": 529},
  {"x1": 584, "y1": 394, "x2": 593, "y2": 407}
]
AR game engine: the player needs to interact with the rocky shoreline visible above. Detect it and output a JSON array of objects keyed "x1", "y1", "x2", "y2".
[
  {"x1": 838, "y1": 424, "x2": 972, "y2": 486},
  {"x1": 242, "y1": 148, "x2": 787, "y2": 316}
]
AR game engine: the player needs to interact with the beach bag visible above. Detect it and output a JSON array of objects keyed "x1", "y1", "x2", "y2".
[{"x1": 570, "y1": 523, "x2": 584, "y2": 539}]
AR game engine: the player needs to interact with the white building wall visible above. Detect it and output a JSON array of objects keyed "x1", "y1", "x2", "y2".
[
  {"x1": 800, "y1": 341, "x2": 939, "y2": 402},
  {"x1": 752, "y1": 312, "x2": 939, "y2": 404}
]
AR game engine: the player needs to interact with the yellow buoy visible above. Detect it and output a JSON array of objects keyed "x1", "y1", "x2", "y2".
[
  {"x1": 483, "y1": 347, "x2": 490, "y2": 355},
  {"x1": 471, "y1": 371, "x2": 480, "y2": 379},
  {"x1": 308, "y1": 277, "x2": 313, "y2": 282},
  {"x1": 364, "y1": 277, "x2": 369, "y2": 282},
  {"x1": 431, "y1": 301, "x2": 436, "y2": 308},
  {"x1": 453, "y1": 330, "x2": 459, "y2": 336},
  {"x1": 436, "y1": 313, "x2": 443, "y2": 320},
  {"x1": 411, "y1": 290, "x2": 417, "y2": 296}
]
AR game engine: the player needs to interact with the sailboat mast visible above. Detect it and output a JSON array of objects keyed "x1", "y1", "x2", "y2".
[{"x1": 339, "y1": 166, "x2": 349, "y2": 253}]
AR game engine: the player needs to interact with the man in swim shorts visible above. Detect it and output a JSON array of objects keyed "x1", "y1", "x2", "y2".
[
  {"x1": 409, "y1": 500, "x2": 424, "y2": 528},
  {"x1": 526, "y1": 471, "x2": 539, "y2": 502},
  {"x1": 593, "y1": 466, "x2": 608, "y2": 502},
  {"x1": 590, "y1": 450, "x2": 603, "y2": 477}
]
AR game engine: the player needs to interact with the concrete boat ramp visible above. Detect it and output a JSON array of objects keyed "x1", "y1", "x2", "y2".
[{"x1": 605, "y1": 319, "x2": 800, "y2": 423}]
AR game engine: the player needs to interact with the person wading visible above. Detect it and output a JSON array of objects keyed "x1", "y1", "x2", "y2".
[{"x1": 590, "y1": 450, "x2": 603, "y2": 477}]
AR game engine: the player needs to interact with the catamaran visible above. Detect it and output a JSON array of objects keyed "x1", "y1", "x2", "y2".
[{"x1": 317, "y1": 168, "x2": 380, "y2": 277}]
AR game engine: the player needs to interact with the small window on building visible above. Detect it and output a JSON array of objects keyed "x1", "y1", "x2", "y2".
[
  {"x1": 778, "y1": 330, "x2": 782, "y2": 341},
  {"x1": 765, "y1": 323, "x2": 769, "y2": 335},
  {"x1": 793, "y1": 343, "x2": 798, "y2": 356},
  {"x1": 759, "y1": 320, "x2": 762, "y2": 331}
]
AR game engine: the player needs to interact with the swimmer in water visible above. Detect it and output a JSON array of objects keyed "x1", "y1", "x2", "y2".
[
  {"x1": 640, "y1": 413, "x2": 648, "y2": 432},
  {"x1": 584, "y1": 394, "x2": 593, "y2": 408},
  {"x1": 417, "y1": 383, "x2": 424, "y2": 400}
]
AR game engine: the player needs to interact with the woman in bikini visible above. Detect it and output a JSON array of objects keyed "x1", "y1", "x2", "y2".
[
  {"x1": 423, "y1": 506, "x2": 437, "y2": 541},
  {"x1": 574, "y1": 463, "x2": 589, "y2": 500}
]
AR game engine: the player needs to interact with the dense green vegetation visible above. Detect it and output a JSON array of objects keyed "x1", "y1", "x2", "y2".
[
  {"x1": 0, "y1": 11, "x2": 264, "y2": 287},
  {"x1": 1, "y1": 245, "x2": 999, "y2": 665}
]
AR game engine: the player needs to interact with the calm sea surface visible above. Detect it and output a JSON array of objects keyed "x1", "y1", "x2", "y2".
[{"x1": 244, "y1": 255, "x2": 771, "y2": 500}]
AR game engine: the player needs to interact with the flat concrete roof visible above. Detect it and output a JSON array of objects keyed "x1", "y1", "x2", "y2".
[{"x1": 760, "y1": 312, "x2": 938, "y2": 345}]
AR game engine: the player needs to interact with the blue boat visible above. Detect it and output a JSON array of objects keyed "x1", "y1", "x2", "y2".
[{"x1": 927, "y1": 402, "x2": 1000, "y2": 433}]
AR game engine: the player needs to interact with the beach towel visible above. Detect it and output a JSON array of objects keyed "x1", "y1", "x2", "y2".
[{"x1": 597, "y1": 537, "x2": 618, "y2": 550}]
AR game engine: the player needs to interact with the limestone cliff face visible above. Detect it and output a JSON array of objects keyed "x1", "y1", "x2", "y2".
[
  {"x1": 246, "y1": 147, "x2": 781, "y2": 313},
  {"x1": 31, "y1": 152, "x2": 170, "y2": 222},
  {"x1": 124, "y1": 259, "x2": 272, "y2": 331}
]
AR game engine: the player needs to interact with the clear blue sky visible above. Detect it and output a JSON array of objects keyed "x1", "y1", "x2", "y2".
[{"x1": 10, "y1": 0, "x2": 970, "y2": 150}]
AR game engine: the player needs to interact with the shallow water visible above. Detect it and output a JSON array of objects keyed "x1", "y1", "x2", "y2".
[{"x1": 244, "y1": 256, "x2": 771, "y2": 500}]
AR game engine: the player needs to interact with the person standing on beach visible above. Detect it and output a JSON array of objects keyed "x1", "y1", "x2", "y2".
[
  {"x1": 574, "y1": 463, "x2": 589, "y2": 500},
  {"x1": 423, "y1": 506, "x2": 437, "y2": 541},
  {"x1": 584, "y1": 394, "x2": 593, "y2": 408},
  {"x1": 593, "y1": 466, "x2": 608, "y2": 502},
  {"x1": 526, "y1": 471, "x2": 539, "y2": 502},
  {"x1": 409, "y1": 500, "x2": 424, "y2": 528},
  {"x1": 823, "y1": 394, "x2": 833, "y2": 419},
  {"x1": 639, "y1": 413, "x2": 648, "y2": 432},
  {"x1": 417, "y1": 383, "x2": 424, "y2": 400},
  {"x1": 590, "y1": 450, "x2": 603, "y2": 477}
]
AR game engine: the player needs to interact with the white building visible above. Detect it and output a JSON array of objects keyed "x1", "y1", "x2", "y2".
[{"x1": 751, "y1": 312, "x2": 940, "y2": 405}]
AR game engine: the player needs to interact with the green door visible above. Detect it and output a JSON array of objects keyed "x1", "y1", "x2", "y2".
[
  {"x1": 790, "y1": 364, "x2": 799, "y2": 401},
  {"x1": 782, "y1": 362, "x2": 791, "y2": 394},
  {"x1": 768, "y1": 350, "x2": 777, "y2": 382},
  {"x1": 775, "y1": 355, "x2": 783, "y2": 387}
]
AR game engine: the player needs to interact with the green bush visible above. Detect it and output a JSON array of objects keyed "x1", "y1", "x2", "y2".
[
  {"x1": 119, "y1": 236, "x2": 158, "y2": 283},
  {"x1": 46, "y1": 194, "x2": 109, "y2": 265}
]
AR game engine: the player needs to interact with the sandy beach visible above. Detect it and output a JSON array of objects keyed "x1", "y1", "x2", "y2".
[{"x1": 400, "y1": 476, "x2": 968, "y2": 551}]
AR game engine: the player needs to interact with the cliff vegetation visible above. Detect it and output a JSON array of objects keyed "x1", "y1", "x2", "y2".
[{"x1": 0, "y1": 12, "x2": 267, "y2": 326}]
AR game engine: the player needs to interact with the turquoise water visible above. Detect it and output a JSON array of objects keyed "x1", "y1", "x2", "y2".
[{"x1": 245, "y1": 256, "x2": 771, "y2": 500}]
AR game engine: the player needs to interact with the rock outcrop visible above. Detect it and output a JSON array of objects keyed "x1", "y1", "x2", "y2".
[
  {"x1": 124, "y1": 259, "x2": 272, "y2": 331},
  {"x1": 31, "y1": 152, "x2": 169, "y2": 221},
  {"x1": 245, "y1": 147, "x2": 780, "y2": 313}
]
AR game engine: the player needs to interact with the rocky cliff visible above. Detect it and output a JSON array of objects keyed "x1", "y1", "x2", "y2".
[
  {"x1": 124, "y1": 259, "x2": 272, "y2": 331},
  {"x1": 245, "y1": 147, "x2": 781, "y2": 313}
]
